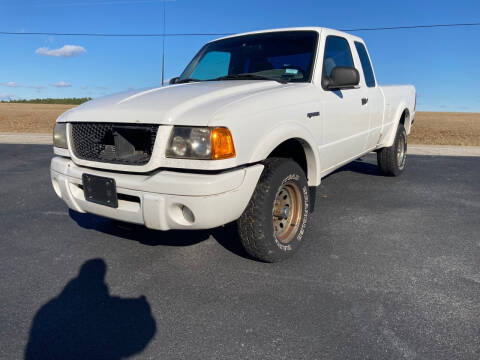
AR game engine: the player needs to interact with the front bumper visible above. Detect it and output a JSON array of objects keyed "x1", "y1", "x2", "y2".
[{"x1": 50, "y1": 156, "x2": 263, "y2": 230}]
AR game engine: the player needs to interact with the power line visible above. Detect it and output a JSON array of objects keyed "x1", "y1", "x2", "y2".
[
  {"x1": 1, "y1": 0, "x2": 176, "y2": 7},
  {"x1": 342, "y1": 22, "x2": 480, "y2": 31},
  {"x1": 161, "y1": 0, "x2": 166, "y2": 86},
  {"x1": 1, "y1": 22, "x2": 479, "y2": 37},
  {"x1": 0, "y1": 31, "x2": 232, "y2": 37}
]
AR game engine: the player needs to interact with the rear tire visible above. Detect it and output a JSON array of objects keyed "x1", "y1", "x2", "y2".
[
  {"x1": 377, "y1": 124, "x2": 407, "y2": 176},
  {"x1": 237, "y1": 158, "x2": 309, "y2": 263}
]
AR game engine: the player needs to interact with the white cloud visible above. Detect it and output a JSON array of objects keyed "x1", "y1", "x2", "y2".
[
  {"x1": 35, "y1": 45, "x2": 86, "y2": 57},
  {"x1": 81, "y1": 85, "x2": 88, "y2": 90},
  {"x1": 0, "y1": 93, "x2": 15, "y2": 101},
  {"x1": 52, "y1": 81, "x2": 72, "y2": 88},
  {"x1": 2, "y1": 81, "x2": 20, "y2": 87}
]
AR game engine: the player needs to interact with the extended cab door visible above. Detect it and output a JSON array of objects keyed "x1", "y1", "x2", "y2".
[
  {"x1": 354, "y1": 41, "x2": 383, "y2": 149},
  {"x1": 317, "y1": 35, "x2": 370, "y2": 172}
]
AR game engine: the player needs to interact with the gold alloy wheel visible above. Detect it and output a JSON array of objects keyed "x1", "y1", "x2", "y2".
[{"x1": 272, "y1": 181, "x2": 303, "y2": 244}]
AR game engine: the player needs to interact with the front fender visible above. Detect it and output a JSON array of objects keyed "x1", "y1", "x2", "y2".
[{"x1": 249, "y1": 122, "x2": 321, "y2": 186}]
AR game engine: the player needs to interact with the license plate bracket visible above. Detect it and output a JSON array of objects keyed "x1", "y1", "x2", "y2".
[{"x1": 82, "y1": 174, "x2": 118, "y2": 208}]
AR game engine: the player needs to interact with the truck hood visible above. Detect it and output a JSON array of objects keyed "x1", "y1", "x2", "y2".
[{"x1": 59, "y1": 80, "x2": 284, "y2": 126}]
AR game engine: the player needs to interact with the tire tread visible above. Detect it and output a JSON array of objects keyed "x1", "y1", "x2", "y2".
[
  {"x1": 377, "y1": 124, "x2": 406, "y2": 177},
  {"x1": 237, "y1": 157, "x2": 305, "y2": 262}
]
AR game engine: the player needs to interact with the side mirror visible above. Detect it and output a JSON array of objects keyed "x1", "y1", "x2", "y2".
[
  {"x1": 169, "y1": 77, "x2": 180, "y2": 85},
  {"x1": 323, "y1": 67, "x2": 359, "y2": 90}
]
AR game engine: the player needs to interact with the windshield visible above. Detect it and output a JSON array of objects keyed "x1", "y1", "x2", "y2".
[{"x1": 179, "y1": 31, "x2": 318, "y2": 83}]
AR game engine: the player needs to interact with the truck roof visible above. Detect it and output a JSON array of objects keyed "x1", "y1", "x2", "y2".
[{"x1": 211, "y1": 27, "x2": 364, "y2": 44}]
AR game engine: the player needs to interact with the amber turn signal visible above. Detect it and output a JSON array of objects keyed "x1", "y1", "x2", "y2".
[{"x1": 211, "y1": 127, "x2": 236, "y2": 160}]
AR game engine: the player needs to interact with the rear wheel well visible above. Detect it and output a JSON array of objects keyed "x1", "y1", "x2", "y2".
[
  {"x1": 267, "y1": 139, "x2": 308, "y2": 177},
  {"x1": 400, "y1": 108, "x2": 410, "y2": 132}
]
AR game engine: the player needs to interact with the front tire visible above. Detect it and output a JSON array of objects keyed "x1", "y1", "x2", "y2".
[
  {"x1": 237, "y1": 158, "x2": 309, "y2": 262},
  {"x1": 377, "y1": 124, "x2": 407, "y2": 176}
]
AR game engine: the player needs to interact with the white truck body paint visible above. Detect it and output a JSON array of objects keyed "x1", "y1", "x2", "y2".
[{"x1": 51, "y1": 27, "x2": 415, "y2": 230}]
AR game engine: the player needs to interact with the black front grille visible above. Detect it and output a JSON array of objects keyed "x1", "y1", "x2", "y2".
[{"x1": 71, "y1": 123, "x2": 159, "y2": 165}]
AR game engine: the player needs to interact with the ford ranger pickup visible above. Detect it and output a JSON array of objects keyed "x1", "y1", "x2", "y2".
[{"x1": 51, "y1": 27, "x2": 416, "y2": 262}]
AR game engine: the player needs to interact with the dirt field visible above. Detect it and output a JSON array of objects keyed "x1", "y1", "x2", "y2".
[
  {"x1": 0, "y1": 103, "x2": 479, "y2": 146},
  {"x1": 0, "y1": 103, "x2": 75, "y2": 133},
  {"x1": 409, "y1": 111, "x2": 480, "y2": 146}
]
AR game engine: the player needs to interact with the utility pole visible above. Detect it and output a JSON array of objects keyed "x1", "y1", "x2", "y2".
[{"x1": 161, "y1": 0, "x2": 166, "y2": 86}]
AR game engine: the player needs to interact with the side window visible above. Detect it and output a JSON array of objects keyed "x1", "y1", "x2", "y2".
[
  {"x1": 354, "y1": 42, "x2": 376, "y2": 87},
  {"x1": 323, "y1": 36, "x2": 354, "y2": 78},
  {"x1": 191, "y1": 51, "x2": 231, "y2": 80}
]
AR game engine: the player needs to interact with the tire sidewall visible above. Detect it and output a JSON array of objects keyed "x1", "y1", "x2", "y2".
[{"x1": 262, "y1": 161, "x2": 309, "y2": 256}]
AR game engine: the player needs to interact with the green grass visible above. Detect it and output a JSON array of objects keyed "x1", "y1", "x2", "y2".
[{"x1": 1, "y1": 97, "x2": 92, "y2": 105}]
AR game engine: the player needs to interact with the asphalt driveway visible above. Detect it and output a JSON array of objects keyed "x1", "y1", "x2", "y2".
[{"x1": 0, "y1": 144, "x2": 479, "y2": 359}]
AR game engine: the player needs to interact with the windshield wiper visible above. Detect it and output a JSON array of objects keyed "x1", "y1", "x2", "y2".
[
  {"x1": 176, "y1": 78, "x2": 203, "y2": 84},
  {"x1": 212, "y1": 74, "x2": 287, "y2": 84}
]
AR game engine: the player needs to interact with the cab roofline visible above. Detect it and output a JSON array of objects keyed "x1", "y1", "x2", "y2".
[{"x1": 208, "y1": 26, "x2": 362, "y2": 44}]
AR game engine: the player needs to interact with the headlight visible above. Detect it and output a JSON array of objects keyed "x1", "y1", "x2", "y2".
[
  {"x1": 53, "y1": 123, "x2": 68, "y2": 149},
  {"x1": 166, "y1": 126, "x2": 235, "y2": 160}
]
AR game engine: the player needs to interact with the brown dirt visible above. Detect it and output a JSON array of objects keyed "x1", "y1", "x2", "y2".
[
  {"x1": 0, "y1": 103, "x2": 479, "y2": 145},
  {"x1": 0, "y1": 103, "x2": 76, "y2": 133},
  {"x1": 409, "y1": 112, "x2": 480, "y2": 146}
]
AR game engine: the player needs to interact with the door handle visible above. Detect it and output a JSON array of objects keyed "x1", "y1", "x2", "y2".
[{"x1": 361, "y1": 98, "x2": 368, "y2": 105}]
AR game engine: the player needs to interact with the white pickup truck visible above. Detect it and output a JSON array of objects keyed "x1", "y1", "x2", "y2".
[{"x1": 51, "y1": 27, "x2": 416, "y2": 262}]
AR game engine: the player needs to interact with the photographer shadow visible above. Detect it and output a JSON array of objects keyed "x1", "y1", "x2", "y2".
[{"x1": 25, "y1": 258, "x2": 156, "y2": 360}]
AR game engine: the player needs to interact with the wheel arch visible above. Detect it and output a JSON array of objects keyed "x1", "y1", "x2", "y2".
[
  {"x1": 384, "y1": 106, "x2": 412, "y2": 147},
  {"x1": 249, "y1": 125, "x2": 321, "y2": 186}
]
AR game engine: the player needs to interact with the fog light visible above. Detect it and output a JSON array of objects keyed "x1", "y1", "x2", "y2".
[{"x1": 181, "y1": 205, "x2": 195, "y2": 224}]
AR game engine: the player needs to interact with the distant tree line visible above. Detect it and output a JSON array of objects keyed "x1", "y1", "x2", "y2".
[{"x1": 1, "y1": 98, "x2": 92, "y2": 105}]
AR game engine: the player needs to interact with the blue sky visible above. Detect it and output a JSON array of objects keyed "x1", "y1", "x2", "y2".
[{"x1": 1, "y1": 0, "x2": 479, "y2": 112}]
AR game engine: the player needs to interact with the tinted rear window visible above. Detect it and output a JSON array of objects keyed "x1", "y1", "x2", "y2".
[{"x1": 354, "y1": 42, "x2": 376, "y2": 87}]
